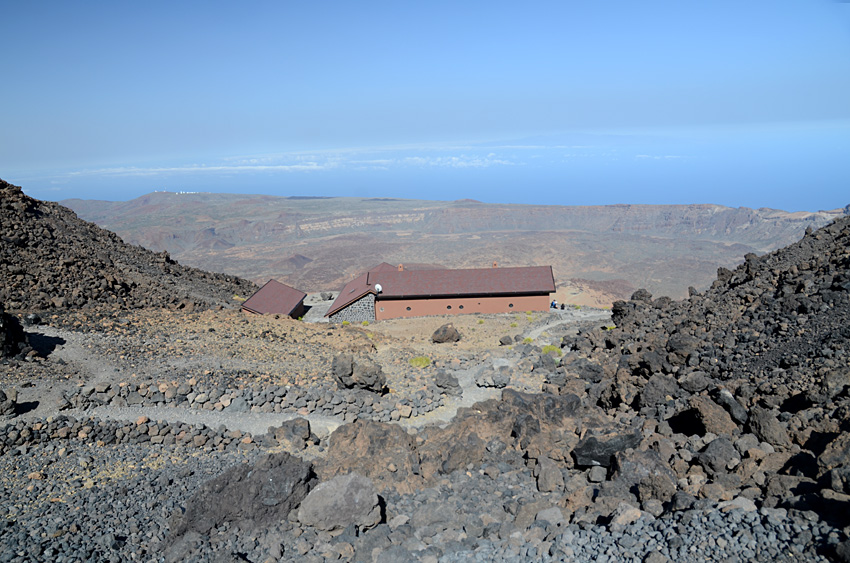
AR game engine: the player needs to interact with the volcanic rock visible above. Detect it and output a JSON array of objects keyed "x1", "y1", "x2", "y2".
[
  {"x1": 431, "y1": 323, "x2": 461, "y2": 343},
  {"x1": 573, "y1": 431, "x2": 641, "y2": 468},
  {"x1": 687, "y1": 395, "x2": 738, "y2": 436},
  {"x1": 748, "y1": 406, "x2": 791, "y2": 448},
  {"x1": 319, "y1": 421, "x2": 423, "y2": 494},
  {"x1": 0, "y1": 306, "x2": 28, "y2": 358},
  {"x1": 699, "y1": 437, "x2": 740, "y2": 477},
  {"x1": 170, "y1": 452, "x2": 315, "y2": 537},
  {"x1": 271, "y1": 418, "x2": 312, "y2": 451},
  {"x1": 331, "y1": 353, "x2": 387, "y2": 394},
  {"x1": 297, "y1": 473, "x2": 381, "y2": 532},
  {"x1": 434, "y1": 369, "x2": 462, "y2": 396}
]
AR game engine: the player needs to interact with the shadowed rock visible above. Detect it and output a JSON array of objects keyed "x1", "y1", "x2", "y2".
[
  {"x1": 0, "y1": 306, "x2": 29, "y2": 359},
  {"x1": 572, "y1": 431, "x2": 641, "y2": 468},
  {"x1": 332, "y1": 353, "x2": 387, "y2": 394},
  {"x1": 748, "y1": 407, "x2": 791, "y2": 448},
  {"x1": 169, "y1": 452, "x2": 315, "y2": 538}
]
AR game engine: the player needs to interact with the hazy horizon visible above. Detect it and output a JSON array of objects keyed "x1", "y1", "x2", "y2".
[{"x1": 3, "y1": 1, "x2": 850, "y2": 212}]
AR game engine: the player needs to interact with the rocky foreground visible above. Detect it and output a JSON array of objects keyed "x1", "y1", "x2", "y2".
[{"x1": 1, "y1": 209, "x2": 850, "y2": 561}]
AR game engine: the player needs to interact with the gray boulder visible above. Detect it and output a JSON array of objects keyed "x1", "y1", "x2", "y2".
[
  {"x1": 535, "y1": 456, "x2": 565, "y2": 492},
  {"x1": 639, "y1": 374, "x2": 680, "y2": 409},
  {"x1": 434, "y1": 370, "x2": 462, "y2": 397},
  {"x1": 332, "y1": 353, "x2": 386, "y2": 394},
  {"x1": 297, "y1": 473, "x2": 381, "y2": 532},
  {"x1": 699, "y1": 436, "x2": 740, "y2": 477},
  {"x1": 748, "y1": 406, "x2": 790, "y2": 447},
  {"x1": 271, "y1": 417, "x2": 311, "y2": 451}
]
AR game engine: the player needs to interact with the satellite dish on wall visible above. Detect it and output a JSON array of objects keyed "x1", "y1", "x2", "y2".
[{"x1": 375, "y1": 284, "x2": 383, "y2": 293}]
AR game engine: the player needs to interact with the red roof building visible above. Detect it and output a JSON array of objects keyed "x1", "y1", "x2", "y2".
[
  {"x1": 242, "y1": 279, "x2": 307, "y2": 318},
  {"x1": 326, "y1": 263, "x2": 555, "y2": 322}
]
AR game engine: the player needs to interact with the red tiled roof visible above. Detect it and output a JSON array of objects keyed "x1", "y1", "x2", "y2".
[
  {"x1": 325, "y1": 265, "x2": 555, "y2": 316},
  {"x1": 370, "y1": 266, "x2": 555, "y2": 298},
  {"x1": 325, "y1": 272, "x2": 373, "y2": 317},
  {"x1": 242, "y1": 279, "x2": 307, "y2": 316},
  {"x1": 369, "y1": 262, "x2": 398, "y2": 272}
]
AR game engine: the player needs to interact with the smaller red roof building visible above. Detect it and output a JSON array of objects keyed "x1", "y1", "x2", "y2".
[{"x1": 242, "y1": 279, "x2": 307, "y2": 318}]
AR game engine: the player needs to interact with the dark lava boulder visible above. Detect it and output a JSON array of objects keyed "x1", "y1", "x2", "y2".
[
  {"x1": 0, "y1": 305, "x2": 28, "y2": 359},
  {"x1": 431, "y1": 323, "x2": 461, "y2": 343},
  {"x1": 331, "y1": 353, "x2": 387, "y2": 394},
  {"x1": 169, "y1": 452, "x2": 315, "y2": 537},
  {"x1": 572, "y1": 430, "x2": 641, "y2": 468}
]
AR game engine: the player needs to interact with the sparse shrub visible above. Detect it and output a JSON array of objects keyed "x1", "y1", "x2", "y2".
[
  {"x1": 409, "y1": 356, "x2": 431, "y2": 368},
  {"x1": 526, "y1": 315, "x2": 533, "y2": 322},
  {"x1": 523, "y1": 337, "x2": 533, "y2": 344},
  {"x1": 572, "y1": 304, "x2": 580, "y2": 309},
  {"x1": 233, "y1": 294, "x2": 247, "y2": 302},
  {"x1": 542, "y1": 344, "x2": 562, "y2": 357},
  {"x1": 477, "y1": 319, "x2": 484, "y2": 325},
  {"x1": 510, "y1": 322, "x2": 518, "y2": 328},
  {"x1": 525, "y1": 311, "x2": 532, "y2": 315},
  {"x1": 342, "y1": 321, "x2": 350, "y2": 326},
  {"x1": 361, "y1": 320, "x2": 370, "y2": 326}
]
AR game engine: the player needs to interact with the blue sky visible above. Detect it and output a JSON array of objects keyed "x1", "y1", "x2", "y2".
[{"x1": 2, "y1": 1, "x2": 849, "y2": 211}]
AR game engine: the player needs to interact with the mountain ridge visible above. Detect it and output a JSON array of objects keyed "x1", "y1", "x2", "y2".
[{"x1": 61, "y1": 191, "x2": 846, "y2": 306}]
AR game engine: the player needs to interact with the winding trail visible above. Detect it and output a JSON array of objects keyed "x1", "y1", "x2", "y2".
[
  {"x1": 28, "y1": 309, "x2": 610, "y2": 439},
  {"x1": 525, "y1": 308, "x2": 611, "y2": 341},
  {"x1": 70, "y1": 364, "x2": 502, "y2": 438}
]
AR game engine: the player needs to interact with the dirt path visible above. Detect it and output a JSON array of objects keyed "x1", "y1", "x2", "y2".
[
  {"x1": 14, "y1": 309, "x2": 605, "y2": 438},
  {"x1": 524, "y1": 308, "x2": 611, "y2": 341},
  {"x1": 70, "y1": 362, "x2": 502, "y2": 438}
]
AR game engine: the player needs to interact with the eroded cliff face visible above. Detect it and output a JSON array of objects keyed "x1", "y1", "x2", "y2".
[{"x1": 62, "y1": 191, "x2": 845, "y2": 303}]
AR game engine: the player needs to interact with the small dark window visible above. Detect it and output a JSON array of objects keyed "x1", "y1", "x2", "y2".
[
  {"x1": 406, "y1": 306, "x2": 411, "y2": 311},
  {"x1": 508, "y1": 303, "x2": 514, "y2": 308},
  {"x1": 458, "y1": 305, "x2": 464, "y2": 309},
  {"x1": 447, "y1": 305, "x2": 452, "y2": 310}
]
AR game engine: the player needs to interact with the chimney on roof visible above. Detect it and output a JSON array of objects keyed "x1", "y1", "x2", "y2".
[
  {"x1": 398, "y1": 264, "x2": 404, "y2": 272},
  {"x1": 492, "y1": 261, "x2": 498, "y2": 268}
]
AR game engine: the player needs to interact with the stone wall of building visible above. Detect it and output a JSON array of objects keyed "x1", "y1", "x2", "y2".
[{"x1": 328, "y1": 293, "x2": 375, "y2": 323}]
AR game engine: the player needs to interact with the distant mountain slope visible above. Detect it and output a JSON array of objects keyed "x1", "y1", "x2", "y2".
[
  {"x1": 1, "y1": 180, "x2": 255, "y2": 312},
  {"x1": 62, "y1": 191, "x2": 846, "y2": 304}
]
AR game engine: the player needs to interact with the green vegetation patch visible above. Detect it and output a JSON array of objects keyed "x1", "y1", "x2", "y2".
[
  {"x1": 409, "y1": 356, "x2": 431, "y2": 368},
  {"x1": 542, "y1": 344, "x2": 562, "y2": 357}
]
